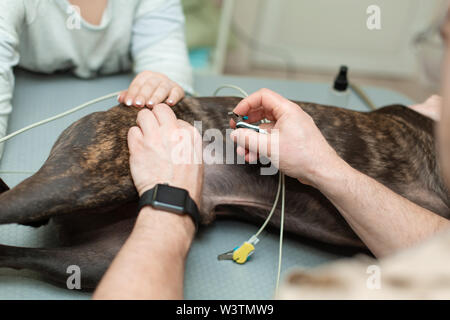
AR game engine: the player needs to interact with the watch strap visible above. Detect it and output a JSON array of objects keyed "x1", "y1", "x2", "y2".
[
  {"x1": 138, "y1": 185, "x2": 200, "y2": 231},
  {"x1": 184, "y1": 194, "x2": 200, "y2": 231},
  {"x1": 138, "y1": 187, "x2": 155, "y2": 211}
]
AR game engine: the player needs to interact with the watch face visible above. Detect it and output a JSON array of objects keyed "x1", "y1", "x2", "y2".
[{"x1": 153, "y1": 184, "x2": 188, "y2": 213}]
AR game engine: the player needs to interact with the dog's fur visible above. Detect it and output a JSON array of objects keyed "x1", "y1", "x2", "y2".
[{"x1": 0, "y1": 96, "x2": 448, "y2": 289}]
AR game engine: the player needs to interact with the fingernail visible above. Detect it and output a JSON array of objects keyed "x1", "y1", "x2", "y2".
[
  {"x1": 135, "y1": 100, "x2": 143, "y2": 106},
  {"x1": 168, "y1": 99, "x2": 174, "y2": 105},
  {"x1": 148, "y1": 101, "x2": 154, "y2": 106},
  {"x1": 126, "y1": 99, "x2": 132, "y2": 106}
]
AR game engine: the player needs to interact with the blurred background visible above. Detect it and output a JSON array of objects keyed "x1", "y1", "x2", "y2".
[{"x1": 182, "y1": 0, "x2": 449, "y2": 102}]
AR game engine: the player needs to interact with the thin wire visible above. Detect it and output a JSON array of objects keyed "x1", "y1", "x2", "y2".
[
  {"x1": 0, "y1": 91, "x2": 122, "y2": 144},
  {"x1": 276, "y1": 173, "x2": 285, "y2": 292},
  {"x1": 0, "y1": 91, "x2": 122, "y2": 175},
  {"x1": 349, "y1": 83, "x2": 377, "y2": 111},
  {"x1": 213, "y1": 84, "x2": 249, "y2": 98},
  {"x1": 0, "y1": 170, "x2": 36, "y2": 174},
  {"x1": 254, "y1": 172, "x2": 282, "y2": 238}
]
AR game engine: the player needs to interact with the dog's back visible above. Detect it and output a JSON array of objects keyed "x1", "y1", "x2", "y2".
[{"x1": 305, "y1": 102, "x2": 449, "y2": 216}]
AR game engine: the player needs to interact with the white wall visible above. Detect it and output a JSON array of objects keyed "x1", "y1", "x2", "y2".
[{"x1": 230, "y1": 0, "x2": 447, "y2": 78}]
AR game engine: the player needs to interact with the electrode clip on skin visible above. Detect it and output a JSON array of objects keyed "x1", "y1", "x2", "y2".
[{"x1": 228, "y1": 111, "x2": 268, "y2": 135}]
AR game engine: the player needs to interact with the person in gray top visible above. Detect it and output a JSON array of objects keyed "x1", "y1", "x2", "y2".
[{"x1": 0, "y1": 0, "x2": 193, "y2": 158}]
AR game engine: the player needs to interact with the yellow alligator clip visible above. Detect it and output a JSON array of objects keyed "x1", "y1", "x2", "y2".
[{"x1": 232, "y1": 242, "x2": 255, "y2": 264}]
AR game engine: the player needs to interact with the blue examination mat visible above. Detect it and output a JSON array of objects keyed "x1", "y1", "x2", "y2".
[{"x1": 0, "y1": 69, "x2": 413, "y2": 300}]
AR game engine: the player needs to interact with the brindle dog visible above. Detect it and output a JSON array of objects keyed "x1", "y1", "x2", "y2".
[{"x1": 0, "y1": 97, "x2": 449, "y2": 290}]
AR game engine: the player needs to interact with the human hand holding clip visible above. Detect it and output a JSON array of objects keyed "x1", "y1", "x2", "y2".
[{"x1": 230, "y1": 89, "x2": 343, "y2": 186}]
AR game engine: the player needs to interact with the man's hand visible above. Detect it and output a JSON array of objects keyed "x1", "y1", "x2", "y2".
[
  {"x1": 440, "y1": 4, "x2": 450, "y2": 188},
  {"x1": 441, "y1": 5, "x2": 450, "y2": 42},
  {"x1": 118, "y1": 71, "x2": 185, "y2": 108},
  {"x1": 230, "y1": 88, "x2": 343, "y2": 186},
  {"x1": 95, "y1": 106, "x2": 202, "y2": 299},
  {"x1": 409, "y1": 95, "x2": 442, "y2": 121},
  {"x1": 127, "y1": 104, "x2": 203, "y2": 205}
]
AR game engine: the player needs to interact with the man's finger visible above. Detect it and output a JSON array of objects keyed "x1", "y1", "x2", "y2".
[
  {"x1": 237, "y1": 147, "x2": 258, "y2": 164},
  {"x1": 152, "y1": 103, "x2": 178, "y2": 127},
  {"x1": 230, "y1": 128, "x2": 272, "y2": 157},
  {"x1": 229, "y1": 113, "x2": 276, "y2": 130},
  {"x1": 176, "y1": 119, "x2": 197, "y2": 134},
  {"x1": 236, "y1": 146, "x2": 246, "y2": 157},
  {"x1": 177, "y1": 119, "x2": 204, "y2": 160},
  {"x1": 246, "y1": 151, "x2": 258, "y2": 163},
  {"x1": 259, "y1": 122, "x2": 275, "y2": 131},
  {"x1": 233, "y1": 88, "x2": 294, "y2": 122},
  {"x1": 127, "y1": 126, "x2": 144, "y2": 151},
  {"x1": 136, "y1": 108, "x2": 159, "y2": 136},
  {"x1": 177, "y1": 119, "x2": 202, "y2": 147}
]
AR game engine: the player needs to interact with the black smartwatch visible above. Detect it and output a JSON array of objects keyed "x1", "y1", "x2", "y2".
[{"x1": 137, "y1": 183, "x2": 200, "y2": 231}]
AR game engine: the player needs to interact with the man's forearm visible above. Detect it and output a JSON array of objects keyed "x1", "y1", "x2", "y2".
[
  {"x1": 93, "y1": 207, "x2": 195, "y2": 300},
  {"x1": 313, "y1": 158, "x2": 450, "y2": 257}
]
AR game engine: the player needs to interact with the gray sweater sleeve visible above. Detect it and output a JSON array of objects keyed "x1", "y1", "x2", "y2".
[
  {"x1": 131, "y1": 0, "x2": 193, "y2": 94},
  {"x1": 0, "y1": 0, "x2": 24, "y2": 158}
]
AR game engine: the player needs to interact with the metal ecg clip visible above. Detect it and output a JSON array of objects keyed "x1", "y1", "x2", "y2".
[
  {"x1": 217, "y1": 247, "x2": 238, "y2": 261},
  {"x1": 228, "y1": 112, "x2": 268, "y2": 135}
]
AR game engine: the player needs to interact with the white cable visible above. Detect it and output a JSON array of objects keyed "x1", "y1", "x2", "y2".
[
  {"x1": 276, "y1": 173, "x2": 285, "y2": 292},
  {"x1": 0, "y1": 91, "x2": 122, "y2": 175},
  {"x1": 213, "y1": 84, "x2": 286, "y2": 292},
  {"x1": 0, "y1": 91, "x2": 122, "y2": 144},
  {"x1": 253, "y1": 172, "x2": 282, "y2": 238},
  {"x1": 0, "y1": 170, "x2": 36, "y2": 174},
  {"x1": 213, "y1": 84, "x2": 249, "y2": 98}
]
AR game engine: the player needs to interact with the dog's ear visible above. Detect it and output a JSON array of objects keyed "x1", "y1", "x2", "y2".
[{"x1": 0, "y1": 178, "x2": 9, "y2": 194}]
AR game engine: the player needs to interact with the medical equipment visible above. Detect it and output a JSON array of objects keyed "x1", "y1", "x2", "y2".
[
  {"x1": 329, "y1": 66, "x2": 350, "y2": 108},
  {"x1": 330, "y1": 66, "x2": 377, "y2": 111},
  {"x1": 228, "y1": 111, "x2": 268, "y2": 134},
  {"x1": 215, "y1": 85, "x2": 286, "y2": 293},
  {"x1": 0, "y1": 91, "x2": 121, "y2": 144}
]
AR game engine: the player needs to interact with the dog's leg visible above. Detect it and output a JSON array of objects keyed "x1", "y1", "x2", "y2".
[
  {"x1": 0, "y1": 212, "x2": 135, "y2": 290},
  {"x1": 0, "y1": 244, "x2": 113, "y2": 290},
  {"x1": 0, "y1": 106, "x2": 140, "y2": 225},
  {"x1": 0, "y1": 201, "x2": 136, "y2": 290}
]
